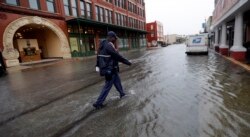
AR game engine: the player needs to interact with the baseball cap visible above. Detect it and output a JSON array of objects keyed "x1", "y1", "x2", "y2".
[{"x1": 107, "y1": 31, "x2": 118, "y2": 39}]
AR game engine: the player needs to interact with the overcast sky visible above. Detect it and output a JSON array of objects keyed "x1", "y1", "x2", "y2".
[{"x1": 144, "y1": 0, "x2": 214, "y2": 35}]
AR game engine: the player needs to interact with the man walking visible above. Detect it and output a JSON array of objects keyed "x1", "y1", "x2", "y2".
[{"x1": 93, "y1": 31, "x2": 132, "y2": 109}]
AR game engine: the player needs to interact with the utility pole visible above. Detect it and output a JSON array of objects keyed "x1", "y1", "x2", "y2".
[{"x1": 204, "y1": 18, "x2": 207, "y2": 33}]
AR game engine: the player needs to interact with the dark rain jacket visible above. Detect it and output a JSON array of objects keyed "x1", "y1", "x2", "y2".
[{"x1": 96, "y1": 40, "x2": 131, "y2": 76}]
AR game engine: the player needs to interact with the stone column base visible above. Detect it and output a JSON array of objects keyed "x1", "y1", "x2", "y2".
[
  {"x1": 230, "y1": 51, "x2": 246, "y2": 61},
  {"x1": 5, "y1": 59, "x2": 20, "y2": 67},
  {"x1": 219, "y1": 48, "x2": 229, "y2": 56}
]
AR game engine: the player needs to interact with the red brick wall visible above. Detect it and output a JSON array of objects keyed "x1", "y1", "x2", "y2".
[
  {"x1": 0, "y1": 0, "x2": 67, "y2": 50},
  {"x1": 0, "y1": 12, "x2": 21, "y2": 50},
  {"x1": 146, "y1": 22, "x2": 157, "y2": 43}
]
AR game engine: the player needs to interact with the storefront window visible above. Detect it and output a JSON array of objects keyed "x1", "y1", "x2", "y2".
[
  {"x1": 46, "y1": 0, "x2": 55, "y2": 13},
  {"x1": 69, "y1": 37, "x2": 79, "y2": 52},
  {"x1": 29, "y1": 0, "x2": 40, "y2": 10},
  {"x1": 6, "y1": 0, "x2": 19, "y2": 5},
  {"x1": 124, "y1": 38, "x2": 128, "y2": 48},
  {"x1": 118, "y1": 39, "x2": 124, "y2": 48}
]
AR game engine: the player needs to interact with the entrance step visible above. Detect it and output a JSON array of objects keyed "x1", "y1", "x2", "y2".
[
  {"x1": 6, "y1": 59, "x2": 62, "y2": 73},
  {"x1": 20, "y1": 59, "x2": 62, "y2": 66}
]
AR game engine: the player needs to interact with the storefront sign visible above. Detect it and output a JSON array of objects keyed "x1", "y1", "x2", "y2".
[{"x1": 70, "y1": 38, "x2": 79, "y2": 52}]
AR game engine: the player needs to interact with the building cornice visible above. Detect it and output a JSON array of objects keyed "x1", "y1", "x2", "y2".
[
  {"x1": 212, "y1": 0, "x2": 249, "y2": 29},
  {"x1": 67, "y1": 18, "x2": 147, "y2": 33}
]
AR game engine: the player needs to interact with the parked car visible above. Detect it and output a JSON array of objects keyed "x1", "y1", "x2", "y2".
[{"x1": 185, "y1": 33, "x2": 208, "y2": 55}]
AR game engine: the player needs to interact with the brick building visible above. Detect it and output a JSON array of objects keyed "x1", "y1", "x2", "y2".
[
  {"x1": 146, "y1": 21, "x2": 164, "y2": 47},
  {"x1": 211, "y1": 0, "x2": 250, "y2": 61},
  {"x1": 0, "y1": 0, "x2": 147, "y2": 67}
]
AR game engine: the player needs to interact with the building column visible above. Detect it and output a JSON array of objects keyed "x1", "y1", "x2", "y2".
[
  {"x1": 230, "y1": 12, "x2": 246, "y2": 61},
  {"x1": 214, "y1": 28, "x2": 219, "y2": 52},
  {"x1": 219, "y1": 23, "x2": 229, "y2": 55}
]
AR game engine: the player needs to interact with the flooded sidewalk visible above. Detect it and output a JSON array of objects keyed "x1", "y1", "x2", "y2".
[{"x1": 0, "y1": 49, "x2": 144, "y2": 125}]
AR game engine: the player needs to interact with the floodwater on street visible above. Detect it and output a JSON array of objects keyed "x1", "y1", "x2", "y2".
[
  {"x1": 62, "y1": 44, "x2": 250, "y2": 137},
  {"x1": 0, "y1": 44, "x2": 250, "y2": 137}
]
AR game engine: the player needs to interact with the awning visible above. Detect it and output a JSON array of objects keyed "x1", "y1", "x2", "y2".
[{"x1": 66, "y1": 18, "x2": 148, "y2": 34}]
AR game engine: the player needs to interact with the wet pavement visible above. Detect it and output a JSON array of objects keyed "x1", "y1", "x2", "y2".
[{"x1": 0, "y1": 44, "x2": 250, "y2": 137}]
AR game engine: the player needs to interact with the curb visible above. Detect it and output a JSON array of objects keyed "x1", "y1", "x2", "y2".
[{"x1": 210, "y1": 49, "x2": 250, "y2": 72}]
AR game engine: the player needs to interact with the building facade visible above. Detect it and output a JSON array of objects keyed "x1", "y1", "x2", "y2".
[
  {"x1": 164, "y1": 34, "x2": 177, "y2": 45},
  {"x1": 0, "y1": 0, "x2": 71, "y2": 67},
  {"x1": 164, "y1": 34, "x2": 185, "y2": 45},
  {"x1": 66, "y1": 0, "x2": 147, "y2": 57},
  {"x1": 0, "y1": 0, "x2": 147, "y2": 67},
  {"x1": 211, "y1": 0, "x2": 250, "y2": 61},
  {"x1": 146, "y1": 21, "x2": 164, "y2": 47}
]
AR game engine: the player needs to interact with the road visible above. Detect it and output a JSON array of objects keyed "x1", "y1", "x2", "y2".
[{"x1": 0, "y1": 44, "x2": 250, "y2": 137}]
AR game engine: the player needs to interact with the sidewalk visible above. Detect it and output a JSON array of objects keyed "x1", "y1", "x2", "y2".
[
  {"x1": 6, "y1": 59, "x2": 64, "y2": 73},
  {"x1": 0, "y1": 48, "x2": 146, "y2": 125},
  {"x1": 0, "y1": 47, "x2": 148, "y2": 137},
  {"x1": 223, "y1": 56, "x2": 250, "y2": 71},
  {"x1": 211, "y1": 49, "x2": 250, "y2": 71},
  {"x1": 6, "y1": 48, "x2": 146, "y2": 73}
]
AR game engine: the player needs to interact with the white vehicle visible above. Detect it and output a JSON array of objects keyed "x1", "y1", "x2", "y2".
[{"x1": 185, "y1": 33, "x2": 208, "y2": 55}]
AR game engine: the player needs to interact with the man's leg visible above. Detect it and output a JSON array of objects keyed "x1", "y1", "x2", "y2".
[
  {"x1": 94, "y1": 75, "x2": 114, "y2": 107},
  {"x1": 113, "y1": 73, "x2": 125, "y2": 98}
]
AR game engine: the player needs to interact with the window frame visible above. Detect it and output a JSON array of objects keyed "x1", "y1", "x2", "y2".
[
  {"x1": 63, "y1": 0, "x2": 71, "y2": 16},
  {"x1": 28, "y1": 0, "x2": 40, "y2": 10},
  {"x1": 71, "y1": 0, "x2": 78, "y2": 17},
  {"x1": 46, "y1": 0, "x2": 56, "y2": 13},
  {"x1": 80, "y1": 0, "x2": 86, "y2": 18},
  {"x1": 5, "y1": 0, "x2": 19, "y2": 6},
  {"x1": 99, "y1": 7, "x2": 104, "y2": 22},
  {"x1": 109, "y1": 10, "x2": 113, "y2": 24},
  {"x1": 86, "y1": 2, "x2": 92, "y2": 19},
  {"x1": 106, "y1": 0, "x2": 112, "y2": 3},
  {"x1": 105, "y1": 9, "x2": 109, "y2": 23},
  {"x1": 95, "y1": 6, "x2": 100, "y2": 21}
]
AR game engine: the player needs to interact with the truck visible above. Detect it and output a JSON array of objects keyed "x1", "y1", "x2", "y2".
[{"x1": 185, "y1": 33, "x2": 208, "y2": 55}]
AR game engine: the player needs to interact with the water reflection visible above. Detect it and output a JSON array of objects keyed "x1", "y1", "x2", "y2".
[{"x1": 184, "y1": 46, "x2": 250, "y2": 137}]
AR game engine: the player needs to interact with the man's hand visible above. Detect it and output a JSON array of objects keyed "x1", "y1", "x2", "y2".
[{"x1": 128, "y1": 61, "x2": 132, "y2": 66}]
